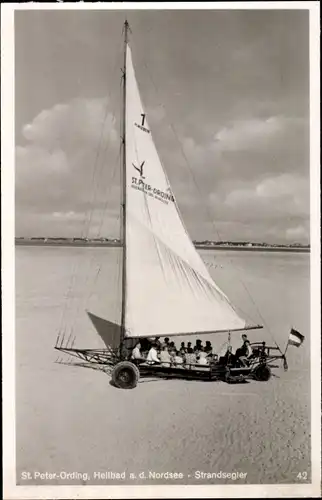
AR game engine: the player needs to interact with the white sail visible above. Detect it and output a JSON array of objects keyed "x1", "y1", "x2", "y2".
[{"x1": 124, "y1": 44, "x2": 246, "y2": 338}]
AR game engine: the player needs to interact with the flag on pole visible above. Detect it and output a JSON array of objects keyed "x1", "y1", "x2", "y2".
[{"x1": 288, "y1": 328, "x2": 305, "y2": 347}]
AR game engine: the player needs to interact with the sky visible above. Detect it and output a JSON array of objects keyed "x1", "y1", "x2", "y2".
[{"x1": 15, "y1": 8, "x2": 310, "y2": 244}]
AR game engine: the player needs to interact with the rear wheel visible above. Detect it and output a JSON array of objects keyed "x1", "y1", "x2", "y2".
[
  {"x1": 112, "y1": 361, "x2": 140, "y2": 389},
  {"x1": 254, "y1": 364, "x2": 271, "y2": 381}
]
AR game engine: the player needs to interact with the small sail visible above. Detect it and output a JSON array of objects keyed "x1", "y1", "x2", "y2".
[{"x1": 124, "y1": 44, "x2": 246, "y2": 338}]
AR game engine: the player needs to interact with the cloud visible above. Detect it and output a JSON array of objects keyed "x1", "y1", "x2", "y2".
[
  {"x1": 136, "y1": 109, "x2": 310, "y2": 244},
  {"x1": 14, "y1": 10, "x2": 310, "y2": 244},
  {"x1": 285, "y1": 225, "x2": 309, "y2": 241},
  {"x1": 15, "y1": 101, "x2": 309, "y2": 244},
  {"x1": 159, "y1": 113, "x2": 308, "y2": 203},
  {"x1": 17, "y1": 209, "x2": 120, "y2": 239},
  {"x1": 164, "y1": 114, "x2": 308, "y2": 184},
  {"x1": 205, "y1": 173, "x2": 310, "y2": 243},
  {"x1": 52, "y1": 211, "x2": 83, "y2": 219},
  {"x1": 16, "y1": 98, "x2": 120, "y2": 237},
  {"x1": 224, "y1": 173, "x2": 309, "y2": 216},
  {"x1": 22, "y1": 98, "x2": 118, "y2": 152},
  {"x1": 213, "y1": 116, "x2": 290, "y2": 152}
]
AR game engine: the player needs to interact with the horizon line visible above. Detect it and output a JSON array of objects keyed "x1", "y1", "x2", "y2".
[{"x1": 14, "y1": 236, "x2": 310, "y2": 247}]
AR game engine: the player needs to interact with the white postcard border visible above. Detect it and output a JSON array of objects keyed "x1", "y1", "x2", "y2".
[{"x1": 2, "y1": 2, "x2": 321, "y2": 498}]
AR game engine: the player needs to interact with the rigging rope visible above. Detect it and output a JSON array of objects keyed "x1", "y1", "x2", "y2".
[
  {"x1": 95, "y1": 71, "x2": 124, "y2": 240},
  {"x1": 67, "y1": 142, "x2": 122, "y2": 342},
  {"x1": 95, "y1": 147, "x2": 121, "y2": 239},
  {"x1": 57, "y1": 37, "x2": 123, "y2": 342},
  {"x1": 81, "y1": 99, "x2": 114, "y2": 239},
  {"x1": 69, "y1": 45, "x2": 125, "y2": 338},
  {"x1": 82, "y1": 38, "x2": 124, "y2": 239}
]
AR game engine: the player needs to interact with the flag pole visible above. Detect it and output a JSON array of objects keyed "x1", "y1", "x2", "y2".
[
  {"x1": 281, "y1": 326, "x2": 293, "y2": 371},
  {"x1": 282, "y1": 326, "x2": 291, "y2": 355},
  {"x1": 284, "y1": 337, "x2": 290, "y2": 356}
]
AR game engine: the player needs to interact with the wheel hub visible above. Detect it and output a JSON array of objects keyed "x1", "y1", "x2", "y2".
[{"x1": 119, "y1": 370, "x2": 131, "y2": 383}]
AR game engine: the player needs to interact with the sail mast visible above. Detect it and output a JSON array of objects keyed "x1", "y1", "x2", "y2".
[{"x1": 120, "y1": 19, "x2": 129, "y2": 347}]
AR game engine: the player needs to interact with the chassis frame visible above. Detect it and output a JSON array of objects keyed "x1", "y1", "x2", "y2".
[{"x1": 55, "y1": 336, "x2": 288, "y2": 386}]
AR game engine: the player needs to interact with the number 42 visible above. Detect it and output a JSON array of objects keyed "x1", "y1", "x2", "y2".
[{"x1": 297, "y1": 471, "x2": 308, "y2": 480}]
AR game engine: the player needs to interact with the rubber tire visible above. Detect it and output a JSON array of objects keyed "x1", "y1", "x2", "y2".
[
  {"x1": 254, "y1": 364, "x2": 271, "y2": 381},
  {"x1": 112, "y1": 361, "x2": 140, "y2": 389}
]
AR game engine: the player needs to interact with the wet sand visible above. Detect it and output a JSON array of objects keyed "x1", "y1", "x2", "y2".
[{"x1": 15, "y1": 247, "x2": 311, "y2": 485}]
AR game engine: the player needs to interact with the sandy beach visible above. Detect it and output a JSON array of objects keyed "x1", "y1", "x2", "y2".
[{"x1": 15, "y1": 246, "x2": 311, "y2": 485}]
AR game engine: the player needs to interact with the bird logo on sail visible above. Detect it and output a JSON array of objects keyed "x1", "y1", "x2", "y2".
[{"x1": 132, "y1": 161, "x2": 145, "y2": 178}]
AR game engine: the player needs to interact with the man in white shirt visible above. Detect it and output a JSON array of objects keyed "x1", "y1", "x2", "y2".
[{"x1": 146, "y1": 344, "x2": 161, "y2": 365}]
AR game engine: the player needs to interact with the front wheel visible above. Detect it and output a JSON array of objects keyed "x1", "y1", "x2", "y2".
[
  {"x1": 112, "y1": 361, "x2": 140, "y2": 389},
  {"x1": 254, "y1": 364, "x2": 271, "y2": 381}
]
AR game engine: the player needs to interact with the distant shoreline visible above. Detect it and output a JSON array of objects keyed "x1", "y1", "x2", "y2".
[{"x1": 15, "y1": 240, "x2": 310, "y2": 253}]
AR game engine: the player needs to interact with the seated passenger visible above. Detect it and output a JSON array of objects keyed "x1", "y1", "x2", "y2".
[
  {"x1": 131, "y1": 342, "x2": 145, "y2": 363},
  {"x1": 159, "y1": 345, "x2": 171, "y2": 367},
  {"x1": 179, "y1": 342, "x2": 186, "y2": 355},
  {"x1": 168, "y1": 349, "x2": 175, "y2": 366},
  {"x1": 161, "y1": 337, "x2": 170, "y2": 349},
  {"x1": 174, "y1": 350, "x2": 184, "y2": 367},
  {"x1": 205, "y1": 341, "x2": 213, "y2": 355},
  {"x1": 238, "y1": 340, "x2": 253, "y2": 366},
  {"x1": 195, "y1": 339, "x2": 203, "y2": 349},
  {"x1": 194, "y1": 339, "x2": 203, "y2": 355},
  {"x1": 184, "y1": 347, "x2": 197, "y2": 368},
  {"x1": 146, "y1": 343, "x2": 161, "y2": 365},
  {"x1": 235, "y1": 334, "x2": 249, "y2": 359},
  {"x1": 187, "y1": 342, "x2": 192, "y2": 350},
  {"x1": 169, "y1": 341, "x2": 176, "y2": 350},
  {"x1": 154, "y1": 337, "x2": 162, "y2": 349},
  {"x1": 140, "y1": 338, "x2": 150, "y2": 356},
  {"x1": 197, "y1": 347, "x2": 209, "y2": 366}
]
